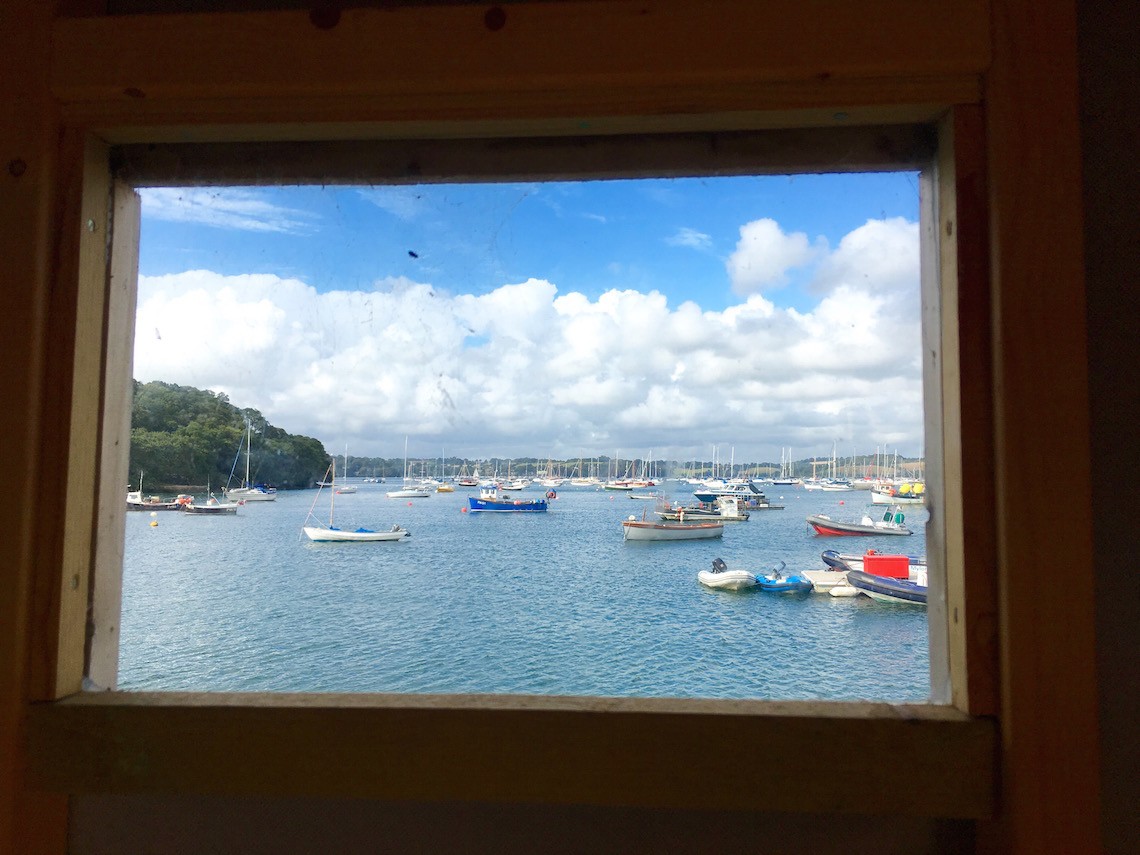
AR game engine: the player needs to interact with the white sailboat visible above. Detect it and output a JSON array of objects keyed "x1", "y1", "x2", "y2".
[
  {"x1": 224, "y1": 419, "x2": 277, "y2": 501},
  {"x1": 303, "y1": 460, "x2": 409, "y2": 542},
  {"x1": 386, "y1": 436, "x2": 430, "y2": 498},
  {"x1": 334, "y1": 444, "x2": 357, "y2": 494}
]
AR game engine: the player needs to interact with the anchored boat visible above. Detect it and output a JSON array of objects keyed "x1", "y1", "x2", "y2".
[
  {"x1": 622, "y1": 517, "x2": 723, "y2": 541},
  {"x1": 755, "y1": 560, "x2": 813, "y2": 593},
  {"x1": 697, "y1": 557, "x2": 757, "y2": 590},
  {"x1": 806, "y1": 506, "x2": 912, "y2": 536},
  {"x1": 846, "y1": 568, "x2": 928, "y2": 605},
  {"x1": 303, "y1": 461, "x2": 410, "y2": 542},
  {"x1": 467, "y1": 486, "x2": 548, "y2": 513}
]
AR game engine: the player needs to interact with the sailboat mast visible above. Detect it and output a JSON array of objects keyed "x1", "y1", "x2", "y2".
[{"x1": 329, "y1": 457, "x2": 336, "y2": 525}]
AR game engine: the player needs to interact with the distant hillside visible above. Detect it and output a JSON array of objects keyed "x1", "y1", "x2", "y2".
[{"x1": 129, "y1": 381, "x2": 329, "y2": 490}]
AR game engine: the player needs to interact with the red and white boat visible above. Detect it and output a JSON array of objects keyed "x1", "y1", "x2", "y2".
[{"x1": 805, "y1": 506, "x2": 912, "y2": 536}]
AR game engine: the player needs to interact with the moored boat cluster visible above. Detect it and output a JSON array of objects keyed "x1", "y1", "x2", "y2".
[{"x1": 698, "y1": 548, "x2": 928, "y2": 606}]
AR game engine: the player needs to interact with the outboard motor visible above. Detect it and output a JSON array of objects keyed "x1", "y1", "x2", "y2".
[{"x1": 711, "y1": 557, "x2": 727, "y2": 573}]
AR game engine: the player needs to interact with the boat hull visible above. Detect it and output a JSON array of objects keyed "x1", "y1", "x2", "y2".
[
  {"x1": 622, "y1": 521, "x2": 724, "y2": 540},
  {"x1": 386, "y1": 489, "x2": 430, "y2": 498},
  {"x1": 126, "y1": 500, "x2": 184, "y2": 511},
  {"x1": 692, "y1": 482, "x2": 772, "y2": 504},
  {"x1": 697, "y1": 569, "x2": 757, "y2": 590},
  {"x1": 183, "y1": 503, "x2": 239, "y2": 515},
  {"x1": 303, "y1": 525, "x2": 409, "y2": 542},
  {"x1": 802, "y1": 569, "x2": 850, "y2": 592},
  {"x1": 806, "y1": 514, "x2": 912, "y2": 536},
  {"x1": 820, "y1": 549, "x2": 927, "y2": 573},
  {"x1": 225, "y1": 487, "x2": 277, "y2": 502},
  {"x1": 467, "y1": 497, "x2": 548, "y2": 512},
  {"x1": 845, "y1": 570, "x2": 928, "y2": 605},
  {"x1": 870, "y1": 490, "x2": 924, "y2": 505},
  {"x1": 756, "y1": 574, "x2": 813, "y2": 593}
]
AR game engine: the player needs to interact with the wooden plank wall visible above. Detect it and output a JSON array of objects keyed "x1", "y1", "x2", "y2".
[
  {"x1": 0, "y1": 1, "x2": 1111, "y2": 853},
  {"x1": 0, "y1": 3, "x2": 70, "y2": 853},
  {"x1": 983, "y1": 0, "x2": 1101, "y2": 850}
]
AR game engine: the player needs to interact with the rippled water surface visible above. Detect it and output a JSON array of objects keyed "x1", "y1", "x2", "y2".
[{"x1": 120, "y1": 484, "x2": 930, "y2": 700}]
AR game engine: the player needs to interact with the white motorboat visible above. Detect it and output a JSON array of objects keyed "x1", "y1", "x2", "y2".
[
  {"x1": 657, "y1": 495, "x2": 751, "y2": 522},
  {"x1": 386, "y1": 486, "x2": 430, "y2": 498}
]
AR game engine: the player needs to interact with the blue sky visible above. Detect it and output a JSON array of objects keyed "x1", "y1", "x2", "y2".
[{"x1": 135, "y1": 173, "x2": 924, "y2": 463}]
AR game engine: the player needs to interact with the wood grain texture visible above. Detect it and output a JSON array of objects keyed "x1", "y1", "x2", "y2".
[
  {"x1": 919, "y1": 163, "x2": 952, "y2": 702},
  {"x1": 87, "y1": 182, "x2": 140, "y2": 690},
  {"x1": 60, "y1": 85, "x2": 981, "y2": 145},
  {"x1": 984, "y1": 0, "x2": 1100, "y2": 850},
  {"x1": 3, "y1": 1, "x2": 1111, "y2": 853},
  {"x1": 51, "y1": 2, "x2": 990, "y2": 101},
  {"x1": 110, "y1": 125, "x2": 938, "y2": 186},
  {"x1": 52, "y1": 137, "x2": 113, "y2": 699},
  {"x1": 936, "y1": 107, "x2": 999, "y2": 717},
  {"x1": 0, "y1": 3, "x2": 71, "y2": 852},
  {"x1": 27, "y1": 692, "x2": 997, "y2": 818},
  {"x1": 49, "y1": 2, "x2": 985, "y2": 139}
]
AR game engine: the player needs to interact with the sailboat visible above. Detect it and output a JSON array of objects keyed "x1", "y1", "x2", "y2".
[
  {"x1": 224, "y1": 419, "x2": 277, "y2": 502},
  {"x1": 303, "y1": 461, "x2": 409, "y2": 542},
  {"x1": 386, "y1": 436, "x2": 430, "y2": 498},
  {"x1": 334, "y1": 444, "x2": 357, "y2": 494}
]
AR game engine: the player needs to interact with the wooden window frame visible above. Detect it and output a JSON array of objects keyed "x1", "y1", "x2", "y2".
[
  {"x1": 9, "y1": 1, "x2": 1099, "y2": 847},
  {"x1": 28, "y1": 117, "x2": 998, "y2": 818}
]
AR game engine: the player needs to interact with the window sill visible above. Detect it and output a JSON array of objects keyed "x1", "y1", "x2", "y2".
[{"x1": 27, "y1": 692, "x2": 995, "y2": 817}]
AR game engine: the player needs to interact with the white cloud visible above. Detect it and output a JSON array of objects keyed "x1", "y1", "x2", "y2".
[
  {"x1": 133, "y1": 217, "x2": 922, "y2": 462},
  {"x1": 140, "y1": 188, "x2": 314, "y2": 234},
  {"x1": 666, "y1": 227, "x2": 712, "y2": 249},
  {"x1": 356, "y1": 187, "x2": 431, "y2": 220},
  {"x1": 812, "y1": 217, "x2": 919, "y2": 301},
  {"x1": 726, "y1": 218, "x2": 823, "y2": 295}
]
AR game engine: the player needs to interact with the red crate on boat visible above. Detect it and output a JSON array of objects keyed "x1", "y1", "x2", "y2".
[{"x1": 863, "y1": 553, "x2": 909, "y2": 578}]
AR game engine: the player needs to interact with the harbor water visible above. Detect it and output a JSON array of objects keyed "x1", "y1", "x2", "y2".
[{"x1": 120, "y1": 483, "x2": 930, "y2": 701}]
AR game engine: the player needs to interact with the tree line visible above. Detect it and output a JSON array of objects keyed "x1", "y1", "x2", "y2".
[
  {"x1": 128, "y1": 381, "x2": 925, "y2": 489},
  {"x1": 129, "y1": 381, "x2": 329, "y2": 491}
]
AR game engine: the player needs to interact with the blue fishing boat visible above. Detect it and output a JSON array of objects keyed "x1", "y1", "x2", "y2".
[
  {"x1": 467, "y1": 486, "x2": 548, "y2": 513},
  {"x1": 845, "y1": 569, "x2": 928, "y2": 605},
  {"x1": 755, "y1": 561, "x2": 813, "y2": 594}
]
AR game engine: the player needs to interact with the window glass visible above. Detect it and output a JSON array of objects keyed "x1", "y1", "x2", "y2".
[{"x1": 120, "y1": 173, "x2": 930, "y2": 700}]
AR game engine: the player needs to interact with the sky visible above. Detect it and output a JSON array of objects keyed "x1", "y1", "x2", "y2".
[{"x1": 134, "y1": 172, "x2": 924, "y2": 465}]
